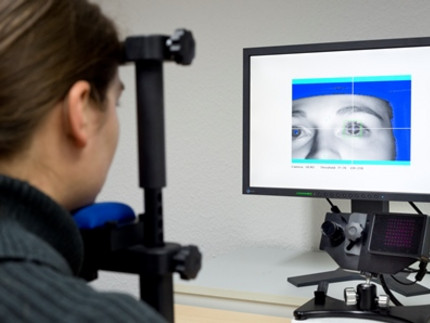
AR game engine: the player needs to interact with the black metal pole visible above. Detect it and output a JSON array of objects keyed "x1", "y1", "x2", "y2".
[
  {"x1": 135, "y1": 59, "x2": 166, "y2": 247},
  {"x1": 135, "y1": 60, "x2": 166, "y2": 191},
  {"x1": 140, "y1": 273, "x2": 174, "y2": 321},
  {"x1": 135, "y1": 59, "x2": 175, "y2": 321},
  {"x1": 77, "y1": 30, "x2": 200, "y2": 323},
  {"x1": 122, "y1": 30, "x2": 199, "y2": 322}
]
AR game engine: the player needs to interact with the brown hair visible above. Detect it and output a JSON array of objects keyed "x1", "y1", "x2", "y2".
[{"x1": 0, "y1": 0, "x2": 122, "y2": 157}]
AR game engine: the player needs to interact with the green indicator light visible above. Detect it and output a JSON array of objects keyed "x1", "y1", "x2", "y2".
[{"x1": 296, "y1": 192, "x2": 313, "y2": 196}]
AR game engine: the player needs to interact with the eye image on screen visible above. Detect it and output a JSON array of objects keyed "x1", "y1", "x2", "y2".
[{"x1": 291, "y1": 76, "x2": 411, "y2": 165}]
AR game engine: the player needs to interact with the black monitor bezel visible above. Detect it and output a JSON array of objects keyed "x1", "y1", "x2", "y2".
[{"x1": 243, "y1": 36, "x2": 430, "y2": 203}]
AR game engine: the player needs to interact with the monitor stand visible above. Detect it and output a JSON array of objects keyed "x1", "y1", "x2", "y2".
[{"x1": 287, "y1": 199, "x2": 430, "y2": 297}]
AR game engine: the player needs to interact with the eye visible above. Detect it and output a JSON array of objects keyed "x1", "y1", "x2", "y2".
[
  {"x1": 292, "y1": 127, "x2": 302, "y2": 138},
  {"x1": 292, "y1": 126, "x2": 313, "y2": 140},
  {"x1": 342, "y1": 120, "x2": 369, "y2": 137}
]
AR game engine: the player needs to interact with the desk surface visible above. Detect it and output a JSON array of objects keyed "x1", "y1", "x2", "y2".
[
  {"x1": 175, "y1": 248, "x2": 330, "y2": 318},
  {"x1": 90, "y1": 248, "x2": 430, "y2": 321},
  {"x1": 175, "y1": 304, "x2": 290, "y2": 323},
  {"x1": 175, "y1": 248, "x2": 430, "y2": 319}
]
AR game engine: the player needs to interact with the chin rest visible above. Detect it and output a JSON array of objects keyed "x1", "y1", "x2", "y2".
[{"x1": 73, "y1": 202, "x2": 136, "y2": 229}]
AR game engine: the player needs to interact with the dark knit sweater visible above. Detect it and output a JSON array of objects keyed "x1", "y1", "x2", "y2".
[{"x1": 0, "y1": 175, "x2": 166, "y2": 322}]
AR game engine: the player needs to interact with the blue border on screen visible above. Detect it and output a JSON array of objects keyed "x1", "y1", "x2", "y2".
[{"x1": 291, "y1": 76, "x2": 411, "y2": 164}]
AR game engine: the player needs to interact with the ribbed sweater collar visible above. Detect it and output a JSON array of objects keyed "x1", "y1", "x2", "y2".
[{"x1": 0, "y1": 174, "x2": 83, "y2": 275}]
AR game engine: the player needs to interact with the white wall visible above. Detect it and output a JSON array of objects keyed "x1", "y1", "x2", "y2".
[{"x1": 90, "y1": 0, "x2": 430, "y2": 294}]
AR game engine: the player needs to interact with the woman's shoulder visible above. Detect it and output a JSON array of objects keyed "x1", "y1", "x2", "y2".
[{"x1": 0, "y1": 261, "x2": 166, "y2": 323}]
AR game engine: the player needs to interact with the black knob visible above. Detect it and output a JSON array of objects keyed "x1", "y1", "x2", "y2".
[
  {"x1": 166, "y1": 29, "x2": 195, "y2": 65},
  {"x1": 321, "y1": 221, "x2": 344, "y2": 246},
  {"x1": 173, "y1": 245, "x2": 202, "y2": 280},
  {"x1": 357, "y1": 283, "x2": 377, "y2": 311}
]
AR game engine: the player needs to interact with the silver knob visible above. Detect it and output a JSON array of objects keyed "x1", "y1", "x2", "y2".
[
  {"x1": 344, "y1": 287, "x2": 357, "y2": 306},
  {"x1": 378, "y1": 294, "x2": 390, "y2": 308}
]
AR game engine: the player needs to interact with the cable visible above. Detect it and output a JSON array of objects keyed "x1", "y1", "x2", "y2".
[
  {"x1": 379, "y1": 274, "x2": 403, "y2": 306},
  {"x1": 409, "y1": 201, "x2": 423, "y2": 214},
  {"x1": 326, "y1": 198, "x2": 341, "y2": 213},
  {"x1": 415, "y1": 261, "x2": 428, "y2": 282},
  {"x1": 405, "y1": 203, "x2": 429, "y2": 282},
  {"x1": 390, "y1": 274, "x2": 416, "y2": 286}
]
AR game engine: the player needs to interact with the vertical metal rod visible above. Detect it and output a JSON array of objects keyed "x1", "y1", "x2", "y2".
[
  {"x1": 351, "y1": 200, "x2": 389, "y2": 213},
  {"x1": 135, "y1": 60, "x2": 166, "y2": 248},
  {"x1": 135, "y1": 60, "x2": 166, "y2": 189},
  {"x1": 140, "y1": 272, "x2": 174, "y2": 322},
  {"x1": 135, "y1": 59, "x2": 172, "y2": 321},
  {"x1": 143, "y1": 189, "x2": 164, "y2": 247}
]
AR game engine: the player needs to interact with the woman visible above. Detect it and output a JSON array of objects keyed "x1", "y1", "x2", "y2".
[{"x1": 0, "y1": 0, "x2": 165, "y2": 321}]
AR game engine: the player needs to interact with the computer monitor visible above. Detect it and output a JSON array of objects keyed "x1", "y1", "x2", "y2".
[{"x1": 243, "y1": 37, "x2": 430, "y2": 213}]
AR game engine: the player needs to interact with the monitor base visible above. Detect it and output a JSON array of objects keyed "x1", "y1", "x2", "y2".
[
  {"x1": 293, "y1": 294, "x2": 430, "y2": 323},
  {"x1": 287, "y1": 267, "x2": 430, "y2": 297}
]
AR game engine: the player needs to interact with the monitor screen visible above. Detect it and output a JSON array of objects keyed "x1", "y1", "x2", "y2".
[{"x1": 243, "y1": 37, "x2": 430, "y2": 204}]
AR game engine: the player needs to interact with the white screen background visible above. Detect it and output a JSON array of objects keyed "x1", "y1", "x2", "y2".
[{"x1": 249, "y1": 46, "x2": 430, "y2": 194}]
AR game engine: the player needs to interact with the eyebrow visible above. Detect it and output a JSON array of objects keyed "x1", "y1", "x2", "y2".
[
  {"x1": 292, "y1": 110, "x2": 307, "y2": 118},
  {"x1": 336, "y1": 105, "x2": 384, "y2": 121}
]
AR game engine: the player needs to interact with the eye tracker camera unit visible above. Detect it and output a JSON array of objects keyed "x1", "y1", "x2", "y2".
[{"x1": 293, "y1": 211, "x2": 430, "y2": 322}]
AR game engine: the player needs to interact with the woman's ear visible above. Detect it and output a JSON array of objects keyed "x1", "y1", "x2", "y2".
[{"x1": 63, "y1": 81, "x2": 92, "y2": 148}]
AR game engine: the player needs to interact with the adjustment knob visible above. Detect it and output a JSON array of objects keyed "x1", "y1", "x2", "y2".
[
  {"x1": 173, "y1": 245, "x2": 202, "y2": 280},
  {"x1": 321, "y1": 221, "x2": 344, "y2": 246},
  {"x1": 345, "y1": 222, "x2": 364, "y2": 242},
  {"x1": 378, "y1": 294, "x2": 390, "y2": 308},
  {"x1": 166, "y1": 29, "x2": 195, "y2": 65},
  {"x1": 344, "y1": 287, "x2": 357, "y2": 306}
]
